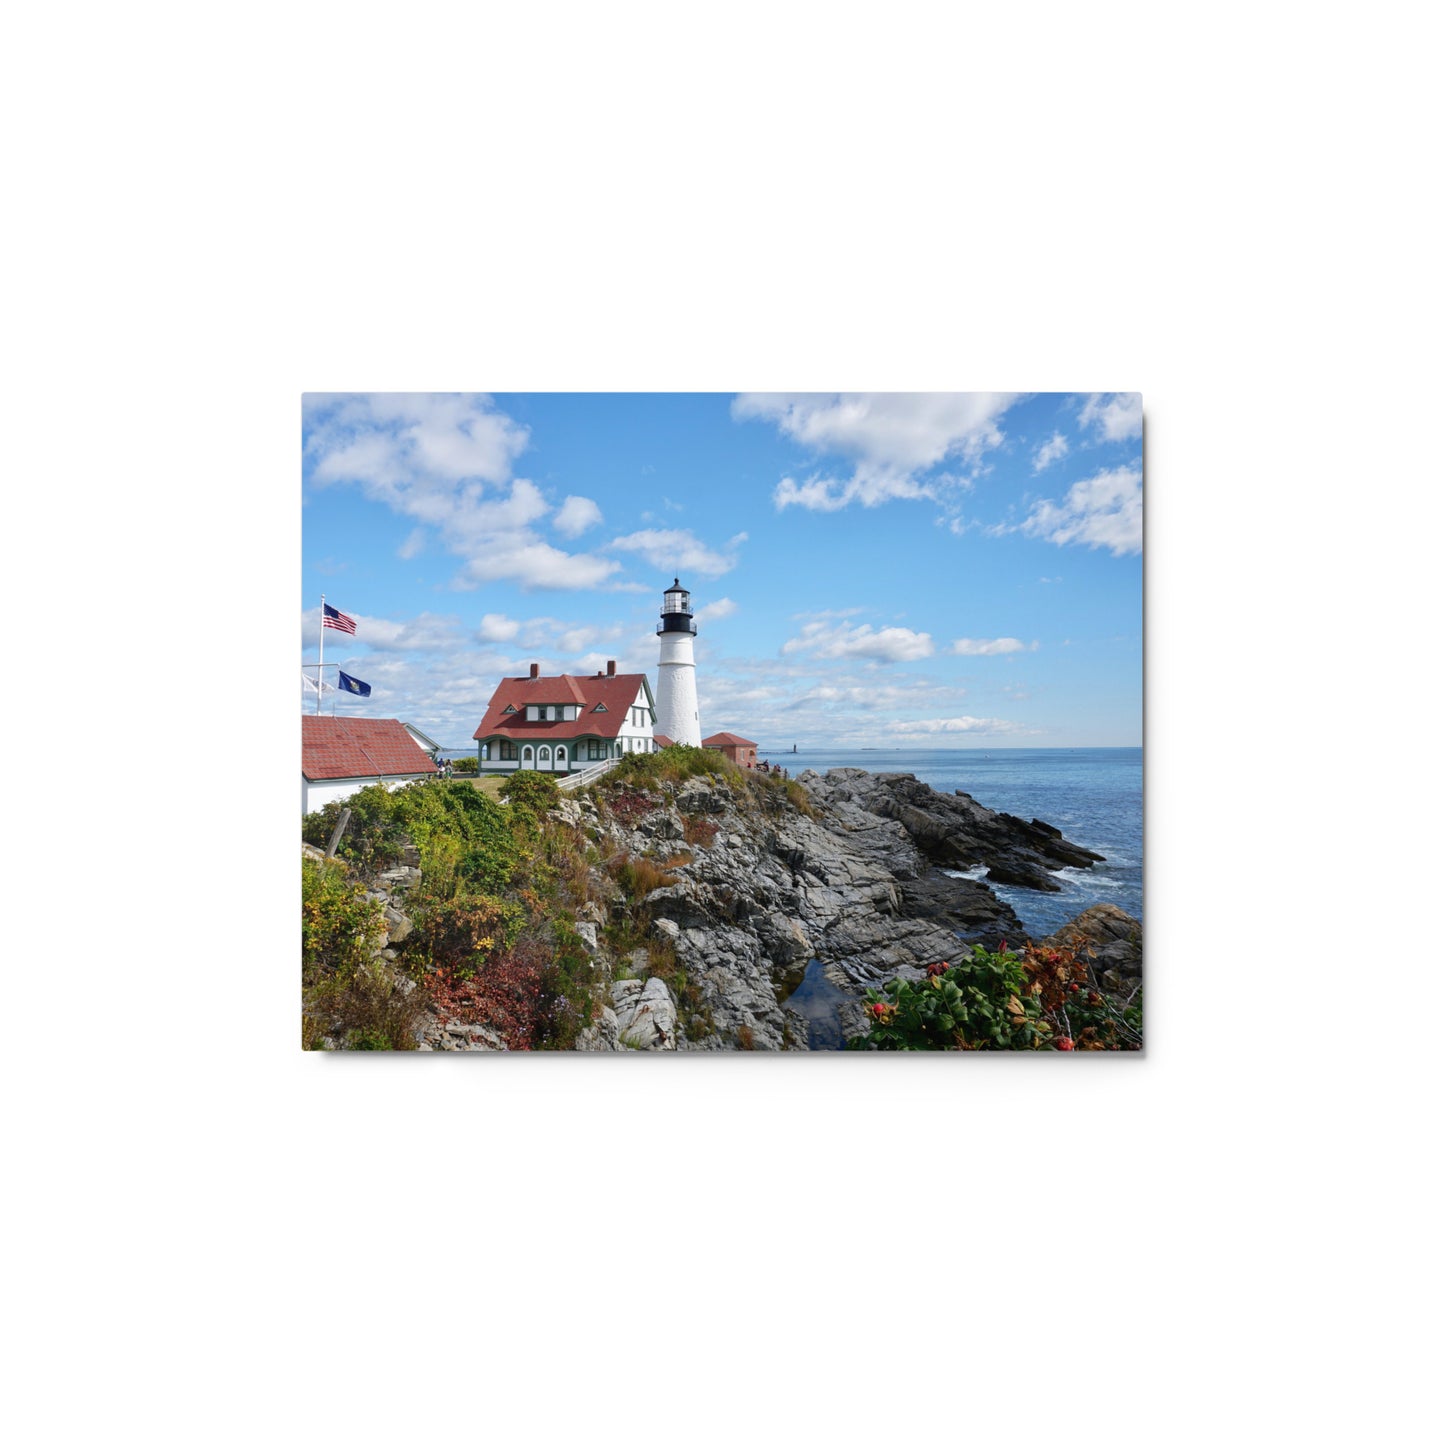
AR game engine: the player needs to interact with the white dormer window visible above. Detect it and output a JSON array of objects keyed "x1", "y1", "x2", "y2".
[
  {"x1": 592, "y1": 702, "x2": 607, "y2": 712},
  {"x1": 502, "y1": 703, "x2": 517, "y2": 714},
  {"x1": 526, "y1": 705, "x2": 539, "y2": 721}
]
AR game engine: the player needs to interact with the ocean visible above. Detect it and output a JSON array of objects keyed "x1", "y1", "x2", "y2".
[
  {"x1": 775, "y1": 746, "x2": 1143, "y2": 938},
  {"x1": 437, "y1": 744, "x2": 1143, "y2": 939}
]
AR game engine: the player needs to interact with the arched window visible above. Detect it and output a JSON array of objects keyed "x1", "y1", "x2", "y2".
[
  {"x1": 479, "y1": 743, "x2": 489, "y2": 761},
  {"x1": 522, "y1": 746, "x2": 534, "y2": 766},
  {"x1": 539, "y1": 745, "x2": 552, "y2": 765}
]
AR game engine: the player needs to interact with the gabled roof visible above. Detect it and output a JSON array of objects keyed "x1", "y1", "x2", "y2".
[
  {"x1": 303, "y1": 716, "x2": 439, "y2": 781},
  {"x1": 653, "y1": 733, "x2": 676, "y2": 748},
  {"x1": 473, "y1": 672, "x2": 655, "y2": 742},
  {"x1": 703, "y1": 731, "x2": 758, "y2": 748},
  {"x1": 404, "y1": 722, "x2": 442, "y2": 752}
]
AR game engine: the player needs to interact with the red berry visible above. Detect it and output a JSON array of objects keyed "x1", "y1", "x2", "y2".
[{"x1": 1056, "y1": 1037, "x2": 1075, "y2": 1051}]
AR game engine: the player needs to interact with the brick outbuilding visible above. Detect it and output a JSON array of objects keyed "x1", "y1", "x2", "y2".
[{"x1": 702, "y1": 731, "x2": 758, "y2": 768}]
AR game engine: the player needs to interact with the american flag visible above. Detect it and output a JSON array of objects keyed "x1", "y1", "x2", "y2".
[{"x1": 322, "y1": 602, "x2": 357, "y2": 635}]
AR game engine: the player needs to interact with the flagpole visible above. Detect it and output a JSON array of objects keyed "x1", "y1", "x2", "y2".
[{"x1": 317, "y1": 594, "x2": 325, "y2": 716}]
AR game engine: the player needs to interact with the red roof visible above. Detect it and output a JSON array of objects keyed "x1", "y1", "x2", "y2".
[
  {"x1": 653, "y1": 733, "x2": 676, "y2": 748},
  {"x1": 703, "y1": 731, "x2": 757, "y2": 748},
  {"x1": 473, "y1": 671, "x2": 652, "y2": 742},
  {"x1": 302, "y1": 716, "x2": 439, "y2": 781}
]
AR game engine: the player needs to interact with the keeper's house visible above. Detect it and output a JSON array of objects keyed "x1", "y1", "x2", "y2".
[
  {"x1": 302, "y1": 715, "x2": 438, "y2": 814},
  {"x1": 473, "y1": 661, "x2": 659, "y2": 775}
]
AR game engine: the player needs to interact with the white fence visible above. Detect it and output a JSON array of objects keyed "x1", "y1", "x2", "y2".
[{"x1": 557, "y1": 757, "x2": 620, "y2": 793}]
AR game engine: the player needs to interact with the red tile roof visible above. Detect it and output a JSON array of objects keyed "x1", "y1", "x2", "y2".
[
  {"x1": 302, "y1": 716, "x2": 439, "y2": 781},
  {"x1": 703, "y1": 731, "x2": 758, "y2": 748},
  {"x1": 653, "y1": 733, "x2": 676, "y2": 748},
  {"x1": 473, "y1": 672, "x2": 652, "y2": 742}
]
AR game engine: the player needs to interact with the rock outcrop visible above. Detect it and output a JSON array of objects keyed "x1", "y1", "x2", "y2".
[
  {"x1": 312, "y1": 766, "x2": 1138, "y2": 1053},
  {"x1": 561, "y1": 766, "x2": 1126, "y2": 1051},
  {"x1": 1041, "y1": 903, "x2": 1143, "y2": 1005}
]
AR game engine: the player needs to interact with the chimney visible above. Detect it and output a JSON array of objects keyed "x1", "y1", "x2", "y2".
[
  {"x1": 607, "y1": 659, "x2": 616, "y2": 676},
  {"x1": 529, "y1": 662, "x2": 539, "y2": 679}
]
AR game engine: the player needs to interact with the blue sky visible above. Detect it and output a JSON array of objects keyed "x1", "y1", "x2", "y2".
[{"x1": 301, "y1": 393, "x2": 1142, "y2": 750}]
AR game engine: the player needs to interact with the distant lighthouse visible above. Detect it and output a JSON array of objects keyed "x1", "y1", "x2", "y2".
[{"x1": 655, "y1": 577, "x2": 701, "y2": 746}]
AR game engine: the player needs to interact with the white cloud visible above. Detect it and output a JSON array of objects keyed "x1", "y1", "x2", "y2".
[
  {"x1": 737, "y1": 393, "x2": 1020, "y2": 513},
  {"x1": 606, "y1": 528, "x2": 743, "y2": 579},
  {"x1": 302, "y1": 609, "x2": 459, "y2": 653},
  {"x1": 458, "y1": 539, "x2": 621, "y2": 591},
  {"x1": 475, "y1": 613, "x2": 630, "y2": 654},
  {"x1": 949, "y1": 637, "x2": 1033, "y2": 656},
  {"x1": 885, "y1": 715, "x2": 1028, "y2": 736},
  {"x1": 1078, "y1": 393, "x2": 1143, "y2": 442},
  {"x1": 477, "y1": 613, "x2": 520, "y2": 643},
  {"x1": 1022, "y1": 465, "x2": 1143, "y2": 556},
  {"x1": 553, "y1": 495, "x2": 603, "y2": 538},
  {"x1": 782, "y1": 621, "x2": 934, "y2": 663},
  {"x1": 695, "y1": 597, "x2": 737, "y2": 624},
  {"x1": 1032, "y1": 432, "x2": 1070, "y2": 471},
  {"x1": 736, "y1": 392, "x2": 1018, "y2": 472},
  {"x1": 774, "y1": 472, "x2": 936, "y2": 511},
  {"x1": 397, "y1": 528, "x2": 427, "y2": 560},
  {"x1": 306, "y1": 393, "x2": 529, "y2": 489},
  {"x1": 304, "y1": 395, "x2": 623, "y2": 592},
  {"x1": 556, "y1": 621, "x2": 628, "y2": 654}
]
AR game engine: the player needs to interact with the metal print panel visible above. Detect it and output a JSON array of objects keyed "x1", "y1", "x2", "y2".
[{"x1": 301, "y1": 393, "x2": 1143, "y2": 1052}]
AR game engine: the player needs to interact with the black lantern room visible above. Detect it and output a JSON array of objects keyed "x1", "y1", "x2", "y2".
[{"x1": 658, "y1": 577, "x2": 697, "y2": 635}]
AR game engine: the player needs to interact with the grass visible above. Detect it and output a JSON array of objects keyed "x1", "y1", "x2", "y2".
[{"x1": 595, "y1": 745, "x2": 740, "y2": 797}]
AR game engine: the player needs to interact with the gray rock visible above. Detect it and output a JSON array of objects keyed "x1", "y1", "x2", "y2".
[
  {"x1": 614, "y1": 976, "x2": 678, "y2": 1050},
  {"x1": 574, "y1": 1005, "x2": 620, "y2": 1051},
  {"x1": 578, "y1": 756, "x2": 1125, "y2": 1051}
]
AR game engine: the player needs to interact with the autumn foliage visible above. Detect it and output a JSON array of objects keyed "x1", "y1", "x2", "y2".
[{"x1": 851, "y1": 939, "x2": 1141, "y2": 1051}]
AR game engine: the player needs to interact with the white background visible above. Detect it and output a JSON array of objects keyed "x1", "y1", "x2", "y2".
[{"x1": 5, "y1": 3, "x2": 1437, "y2": 1442}]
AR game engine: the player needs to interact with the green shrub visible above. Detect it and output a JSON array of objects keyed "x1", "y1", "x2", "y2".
[
  {"x1": 849, "y1": 945, "x2": 1050, "y2": 1051},
  {"x1": 309, "y1": 958, "x2": 425, "y2": 1051},
  {"x1": 850, "y1": 942, "x2": 1142, "y2": 1052},
  {"x1": 412, "y1": 892, "x2": 524, "y2": 972},
  {"x1": 302, "y1": 858, "x2": 386, "y2": 982},
  {"x1": 302, "y1": 785, "x2": 408, "y2": 874},
  {"x1": 394, "y1": 782, "x2": 517, "y2": 894},
  {"x1": 499, "y1": 769, "x2": 561, "y2": 815},
  {"x1": 745, "y1": 769, "x2": 817, "y2": 819},
  {"x1": 450, "y1": 755, "x2": 479, "y2": 774},
  {"x1": 605, "y1": 746, "x2": 735, "y2": 794}
]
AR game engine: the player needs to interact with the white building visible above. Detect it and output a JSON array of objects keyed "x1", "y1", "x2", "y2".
[
  {"x1": 302, "y1": 715, "x2": 438, "y2": 814},
  {"x1": 472, "y1": 661, "x2": 658, "y2": 774},
  {"x1": 654, "y1": 578, "x2": 701, "y2": 746}
]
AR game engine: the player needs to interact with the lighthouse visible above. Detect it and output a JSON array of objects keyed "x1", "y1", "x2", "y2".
[{"x1": 655, "y1": 578, "x2": 701, "y2": 746}]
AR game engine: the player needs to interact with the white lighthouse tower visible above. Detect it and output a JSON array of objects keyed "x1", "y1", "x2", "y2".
[{"x1": 655, "y1": 578, "x2": 701, "y2": 746}]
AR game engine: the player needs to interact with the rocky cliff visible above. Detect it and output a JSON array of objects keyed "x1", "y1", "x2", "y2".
[
  {"x1": 564, "y1": 766, "x2": 1132, "y2": 1051},
  {"x1": 337, "y1": 766, "x2": 1139, "y2": 1051}
]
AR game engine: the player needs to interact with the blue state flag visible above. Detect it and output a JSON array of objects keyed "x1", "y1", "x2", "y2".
[{"x1": 338, "y1": 670, "x2": 372, "y2": 697}]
